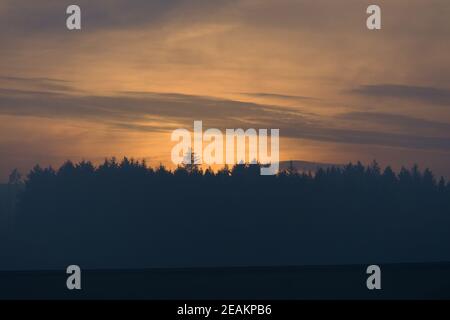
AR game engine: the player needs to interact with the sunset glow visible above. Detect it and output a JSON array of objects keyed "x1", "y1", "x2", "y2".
[{"x1": 1, "y1": 0, "x2": 450, "y2": 180}]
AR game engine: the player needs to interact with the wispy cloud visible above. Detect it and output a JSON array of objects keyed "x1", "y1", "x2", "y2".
[
  {"x1": 1, "y1": 0, "x2": 450, "y2": 179},
  {"x1": 1, "y1": 89, "x2": 450, "y2": 152},
  {"x1": 337, "y1": 111, "x2": 450, "y2": 134},
  {"x1": 351, "y1": 84, "x2": 450, "y2": 106},
  {"x1": 238, "y1": 92, "x2": 318, "y2": 101},
  {"x1": 0, "y1": 76, "x2": 76, "y2": 92}
]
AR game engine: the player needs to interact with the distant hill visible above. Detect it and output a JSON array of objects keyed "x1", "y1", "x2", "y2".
[{"x1": 279, "y1": 160, "x2": 343, "y2": 173}]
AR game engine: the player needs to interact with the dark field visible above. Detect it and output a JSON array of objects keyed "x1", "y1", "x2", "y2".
[{"x1": 1, "y1": 263, "x2": 450, "y2": 300}]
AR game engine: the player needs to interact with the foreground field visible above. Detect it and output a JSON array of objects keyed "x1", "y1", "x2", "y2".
[{"x1": 1, "y1": 263, "x2": 450, "y2": 300}]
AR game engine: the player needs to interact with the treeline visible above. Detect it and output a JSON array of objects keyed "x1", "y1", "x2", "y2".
[
  {"x1": 16, "y1": 157, "x2": 450, "y2": 190},
  {"x1": 16, "y1": 158, "x2": 450, "y2": 210},
  {"x1": 3, "y1": 158, "x2": 450, "y2": 270}
]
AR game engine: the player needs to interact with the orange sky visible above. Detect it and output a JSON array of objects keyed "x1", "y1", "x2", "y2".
[{"x1": 1, "y1": 0, "x2": 450, "y2": 181}]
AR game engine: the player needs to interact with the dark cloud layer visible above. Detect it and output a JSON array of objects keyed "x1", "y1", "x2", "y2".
[
  {"x1": 1, "y1": 88, "x2": 450, "y2": 152},
  {"x1": 238, "y1": 92, "x2": 318, "y2": 101},
  {"x1": 0, "y1": 76, "x2": 75, "y2": 92},
  {"x1": 0, "y1": 0, "x2": 235, "y2": 37},
  {"x1": 1, "y1": 0, "x2": 450, "y2": 180},
  {"x1": 338, "y1": 112, "x2": 450, "y2": 133},
  {"x1": 351, "y1": 84, "x2": 450, "y2": 106}
]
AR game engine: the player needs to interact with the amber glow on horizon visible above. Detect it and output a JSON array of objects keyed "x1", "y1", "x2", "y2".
[{"x1": 1, "y1": 0, "x2": 450, "y2": 181}]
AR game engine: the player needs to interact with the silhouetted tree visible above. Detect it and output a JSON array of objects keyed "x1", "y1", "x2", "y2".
[
  {"x1": 8, "y1": 158, "x2": 449, "y2": 271},
  {"x1": 8, "y1": 168, "x2": 22, "y2": 186}
]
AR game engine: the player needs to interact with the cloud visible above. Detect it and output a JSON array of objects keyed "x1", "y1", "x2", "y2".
[
  {"x1": 1, "y1": 88, "x2": 450, "y2": 152},
  {"x1": 1, "y1": 0, "x2": 450, "y2": 181},
  {"x1": 0, "y1": 88, "x2": 292, "y2": 127},
  {"x1": 0, "y1": 76, "x2": 76, "y2": 92},
  {"x1": 0, "y1": 0, "x2": 237, "y2": 36},
  {"x1": 282, "y1": 126, "x2": 450, "y2": 151},
  {"x1": 337, "y1": 112, "x2": 450, "y2": 135},
  {"x1": 351, "y1": 84, "x2": 450, "y2": 106},
  {"x1": 238, "y1": 92, "x2": 318, "y2": 101}
]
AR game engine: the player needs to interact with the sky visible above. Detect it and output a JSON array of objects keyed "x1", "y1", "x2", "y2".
[{"x1": 1, "y1": 0, "x2": 450, "y2": 181}]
